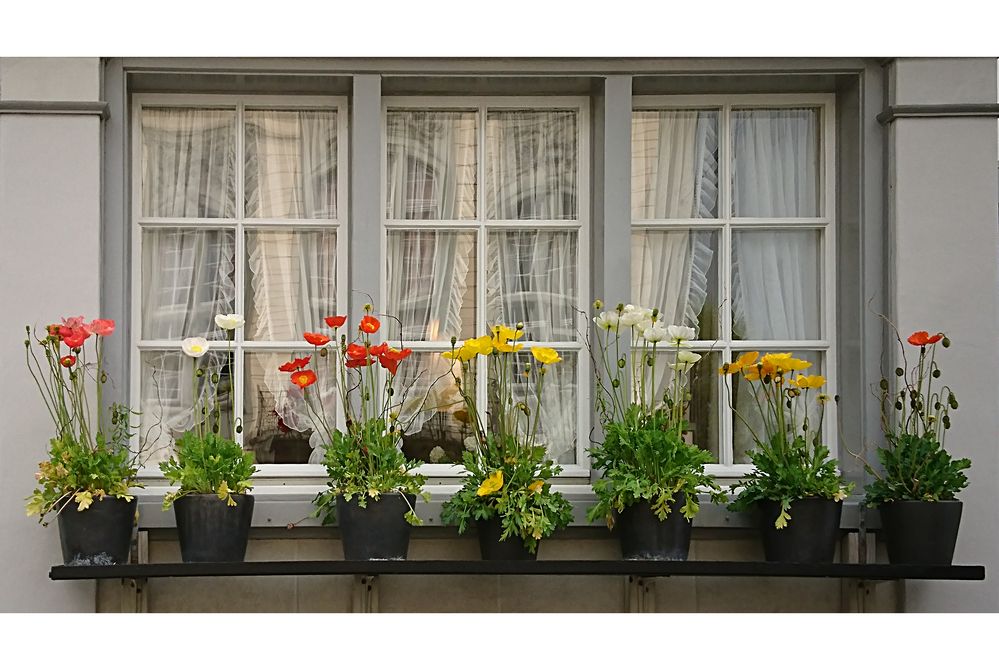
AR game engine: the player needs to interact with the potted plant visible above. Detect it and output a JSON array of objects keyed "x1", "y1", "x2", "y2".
[
  {"x1": 439, "y1": 324, "x2": 574, "y2": 560},
  {"x1": 159, "y1": 314, "x2": 258, "y2": 563},
  {"x1": 307, "y1": 307, "x2": 428, "y2": 560},
  {"x1": 24, "y1": 317, "x2": 141, "y2": 565},
  {"x1": 720, "y1": 352, "x2": 852, "y2": 563},
  {"x1": 586, "y1": 303, "x2": 725, "y2": 560},
  {"x1": 862, "y1": 328, "x2": 970, "y2": 565}
]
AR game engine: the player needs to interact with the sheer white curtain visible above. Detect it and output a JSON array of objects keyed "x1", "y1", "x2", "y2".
[
  {"x1": 729, "y1": 108, "x2": 821, "y2": 459},
  {"x1": 631, "y1": 110, "x2": 719, "y2": 333}
]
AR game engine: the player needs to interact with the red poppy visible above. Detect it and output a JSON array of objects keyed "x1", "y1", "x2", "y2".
[
  {"x1": 304, "y1": 332, "x2": 331, "y2": 346},
  {"x1": 377, "y1": 346, "x2": 413, "y2": 376},
  {"x1": 368, "y1": 342, "x2": 389, "y2": 357},
  {"x1": 345, "y1": 343, "x2": 372, "y2": 368},
  {"x1": 359, "y1": 315, "x2": 381, "y2": 334},
  {"x1": 60, "y1": 326, "x2": 91, "y2": 349},
  {"x1": 290, "y1": 369, "x2": 318, "y2": 389},
  {"x1": 46, "y1": 324, "x2": 62, "y2": 339},
  {"x1": 908, "y1": 331, "x2": 943, "y2": 347},
  {"x1": 278, "y1": 356, "x2": 311, "y2": 372},
  {"x1": 59, "y1": 355, "x2": 76, "y2": 368},
  {"x1": 89, "y1": 319, "x2": 115, "y2": 337},
  {"x1": 324, "y1": 315, "x2": 347, "y2": 329}
]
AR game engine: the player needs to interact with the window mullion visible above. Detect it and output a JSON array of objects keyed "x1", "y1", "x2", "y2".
[
  {"x1": 476, "y1": 104, "x2": 489, "y2": 430},
  {"x1": 233, "y1": 101, "x2": 246, "y2": 448}
]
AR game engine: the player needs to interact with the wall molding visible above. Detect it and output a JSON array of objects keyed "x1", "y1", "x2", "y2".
[
  {"x1": 877, "y1": 103, "x2": 999, "y2": 125},
  {"x1": 0, "y1": 100, "x2": 109, "y2": 119}
]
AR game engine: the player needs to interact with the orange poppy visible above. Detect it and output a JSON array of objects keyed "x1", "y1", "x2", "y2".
[
  {"x1": 59, "y1": 355, "x2": 76, "y2": 368},
  {"x1": 324, "y1": 315, "x2": 347, "y2": 328},
  {"x1": 278, "y1": 356, "x2": 311, "y2": 372},
  {"x1": 304, "y1": 332, "x2": 331, "y2": 346},
  {"x1": 290, "y1": 369, "x2": 317, "y2": 389},
  {"x1": 359, "y1": 315, "x2": 380, "y2": 334},
  {"x1": 908, "y1": 331, "x2": 943, "y2": 347},
  {"x1": 377, "y1": 346, "x2": 413, "y2": 375},
  {"x1": 346, "y1": 343, "x2": 372, "y2": 368}
]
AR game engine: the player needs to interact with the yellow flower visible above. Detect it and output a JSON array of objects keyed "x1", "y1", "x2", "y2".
[
  {"x1": 476, "y1": 470, "x2": 504, "y2": 496},
  {"x1": 494, "y1": 340, "x2": 525, "y2": 353},
  {"x1": 792, "y1": 374, "x2": 826, "y2": 389},
  {"x1": 490, "y1": 325, "x2": 524, "y2": 352},
  {"x1": 528, "y1": 480, "x2": 544, "y2": 494},
  {"x1": 719, "y1": 351, "x2": 758, "y2": 375},
  {"x1": 442, "y1": 343, "x2": 478, "y2": 362},
  {"x1": 744, "y1": 352, "x2": 812, "y2": 380},
  {"x1": 466, "y1": 335, "x2": 495, "y2": 356},
  {"x1": 531, "y1": 347, "x2": 561, "y2": 365}
]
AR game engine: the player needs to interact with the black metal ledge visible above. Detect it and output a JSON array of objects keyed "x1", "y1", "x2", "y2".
[{"x1": 49, "y1": 560, "x2": 984, "y2": 581}]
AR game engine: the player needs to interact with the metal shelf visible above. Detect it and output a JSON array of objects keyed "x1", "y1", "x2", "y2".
[{"x1": 49, "y1": 560, "x2": 985, "y2": 581}]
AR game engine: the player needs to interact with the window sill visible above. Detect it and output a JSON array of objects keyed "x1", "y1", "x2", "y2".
[{"x1": 132, "y1": 485, "x2": 877, "y2": 530}]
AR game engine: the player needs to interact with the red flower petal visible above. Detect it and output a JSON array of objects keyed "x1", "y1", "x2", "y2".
[
  {"x1": 926, "y1": 333, "x2": 943, "y2": 344},
  {"x1": 304, "y1": 332, "x2": 331, "y2": 346},
  {"x1": 907, "y1": 331, "x2": 930, "y2": 346},
  {"x1": 290, "y1": 370, "x2": 317, "y2": 389},
  {"x1": 346, "y1": 343, "x2": 368, "y2": 360},
  {"x1": 324, "y1": 315, "x2": 347, "y2": 329},
  {"x1": 359, "y1": 315, "x2": 381, "y2": 334}
]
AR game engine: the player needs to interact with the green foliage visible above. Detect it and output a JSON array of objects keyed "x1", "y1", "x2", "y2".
[
  {"x1": 312, "y1": 418, "x2": 428, "y2": 527},
  {"x1": 587, "y1": 404, "x2": 725, "y2": 527},
  {"x1": 25, "y1": 405, "x2": 140, "y2": 525},
  {"x1": 729, "y1": 433, "x2": 853, "y2": 529},
  {"x1": 159, "y1": 430, "x2": 257, "y2": 509},
  {"x1": 864, "y1": 431, "x2": 970, "y2": 505},
  {"x1": 440, "y1": 434, "x2": 573, "y2": 554}
]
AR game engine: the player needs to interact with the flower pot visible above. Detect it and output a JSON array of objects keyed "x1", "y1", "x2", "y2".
[
  {"x1": 174, "y1": 493, "x2": 254, "y2": 562},
  {"x1": 758, "y1": 497, "x2": 842, "y2": 563},
  {"x1": 477, "y1": 516, "x2": 537, "y2": 561},
  {"x1": 879, "y1": 500, "x2": 962, "y2": 565},
  {"x1": 616, "y1": 493, "x2": 694, "y2": 560},
  {"x1": 336, "y1": 493, "x2": 415, "y2": 560},
  {"x1": 57, "y1": 495, "x2": 137, "y2": 566}
]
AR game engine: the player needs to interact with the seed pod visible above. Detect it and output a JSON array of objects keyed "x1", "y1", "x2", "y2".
[
  {"x1": 319, "y1": 348, "x2": 328, "y2": 358},
  {"x1": 763, "y1": 374, "x2": 772, "y2": 384},
  {"x1": 934, "y1": 402, "x2": 942, "y2": 411},
  {"x1": 387, "y1": 387, "x2": 394, "y2": 396},
  {"x1": 895, "y1": 401, "x2": 903, "y2": 410},
  {"x1": 785, "y1": 400, "x2": 792, "y2": 409},
  {"x1": 895, "y1": 367, "x2": 904, "y2": 377},
  {"x1": 212, "y1": 424, "x2": 220, "y2": 433},
  {"x1": 235, "y1": 424, "x2": 243, "y2": 434},
  {"x1": 646, "y1": 356, "x2": 654, "y2": 367},
  {"x1": 23, "y1": 339, "x2": 30, "y2": 347},
  {"x1": 611, "y1": 379, "x2": 620, "y2": 388},
  {"x1": 942, "y1": 336, "x2": 951, "y2": 348},
  {"x1": 932, "y1": 368, "x2": 941, "y2": 378},
  {"x1": 879, "y1": 379, "x2": 889, "y2": 391},
  {"x1": 211, "y1": 373, "x2": 219, "y2": 384},
  {"x1": 617, "y1": 358, "x2": 626, "y2": 369},
  {"x1": 101, "y1": 372, "x2": 108, "y2": 383}
]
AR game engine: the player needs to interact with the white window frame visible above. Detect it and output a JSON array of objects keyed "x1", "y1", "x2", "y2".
[
  {"x1": 380, "y1": 96, "x2": 592, "y2": 478},
  {"x1": 631, "y1": 93, "x2": 837, "y2": 477},
  {"x1": 130, "y1": 93, "x2": 349, "y2": 480}
]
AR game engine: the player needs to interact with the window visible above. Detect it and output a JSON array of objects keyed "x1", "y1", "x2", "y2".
[
  {"x1": 631, "y1": 94, "x2": 836, "y2": 473},
  {"x1": 131, "y1": 94, "x2": 347, "y2": 470},
  {"x1": 382, "y1": 98, "x2": 590, "y2": 474}
]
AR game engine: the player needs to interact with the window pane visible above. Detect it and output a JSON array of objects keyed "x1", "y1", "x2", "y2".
[
  {"x1": 395, "y1": 352, "x2": 475, "y2": 464},
  {"x1": 244, "y1": 110, "x2": 338, "y2": 219},
  {"x1": 141, "y1": 228, "x2": 235, "y2": 340},
  {"x1": 731, "y1": 229, "x2": 821, "y2": 341},
  {"x1": 636, "y1": 349, "x2": 720, "y2": 461},
  {"x1": 141, "y1": 107, "x2": 236, "y2": 218},
  {"x1": 486, "y1": 230, "x2": 577, "y2": 341},
  {"x1": 486, "y1": 110, "x2": 577, "y2": 220},
  {"x1": 632, "y1": 229, "x2": 719, "y2": 340},
  {"x1": 244, "y1": 351, "x2": 337, "y2": 465},
  {"x1": 488, "y1": 351, "x2": 577, "y2": 464},
  {"x1": 386, "y1": 231, "x2": 476, "y2": 341},
  {"x1": 385, "y1": 110, "x2": 477, "y2": 219},
  {"x1": 244, "y1": 229, "x2": 337, "y2": 342},
  {"x1": 139, "y1": 350, "x2": 234, "y2": 464},
  {"x1": 731, "y1": 108, "x2": 820, "y2": 218},
  {"x1": 632, "y1": 110, "x2": 719, "y2": 219},
  {"x1": 731, "y1": 350, "x2": 825, "y2": 463}
]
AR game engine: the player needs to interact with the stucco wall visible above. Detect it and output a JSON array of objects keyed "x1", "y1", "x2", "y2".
[{"x1": 0, "y1": 57, "x2": 103, "y2": 611}]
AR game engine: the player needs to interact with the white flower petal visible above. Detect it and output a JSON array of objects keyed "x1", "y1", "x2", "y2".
[{"x1": 181, "y1": 337, "x2": 210, "y2": 358}]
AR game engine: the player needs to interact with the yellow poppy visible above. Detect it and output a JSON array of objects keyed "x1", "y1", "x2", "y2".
[
  {"x1": 466, "y1": 335, "x2": 495, "y2": 356},
  {"x1": 719, "y1": 351, "x2": 759, "y2": 375},
  {"x1": 491, "y1": 324, "x2": 524, "y2": 343},
  {"x1": 531, "y1": 347, "x2": 562, "y2": 365},
  {"x1": 793, "y1": 374, "x2": 826, "y2": 389},
  {"x1": 494, "y1": 340, "x2": 525, "y2": 353},
  {"x1": 476, "y1": 470, "x2": 504, "y2": 496},
  {"x1": 442, "y1": 343, "x2": 479, "y2": 362},
  {"x1": 528, "y1": 480, "x2": 544, "y2": 494},
  {"x1": 744, "y1": 353, "x2": 812, "y2": 380}
]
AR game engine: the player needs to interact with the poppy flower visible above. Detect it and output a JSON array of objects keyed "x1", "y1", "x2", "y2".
[
  {"x1": 59, "y1": 355, "x2": 76, "y2": 368},
  {"x1": 46, "y1": 324, "x2": 62, "y2": 339},
  {"x1": 304, "y1": 332, "x2": 331, "y2": 346},
  {"x1": 61, "y1": 326, "x2": 91, "y2": 349},
  {"x1": 290, "y1": 369, "x2": 317, "y2": 389},
  {"x1": 377, "y1": 346, "x2": 413, "y2": 375},
  {"x1": 359, "y1": 315, "x2": 380, "y2": 334},
  {"x1": 89, "y1": 319, "x2": 115, "y2": 337},
  {"x1": 530, "y1": 347, "x2": 561, "y2": 366},
  {"x1": 346, "y1": 343, "x2": 372, "y2": 368},
  {"x1": 324, "y1": 315, "x2": 347, "y2": 329},
  {"x1": 908, "y1": 331, "x2": 943, "y2": 347},
  {"x1": 476, "y1": 470, "x2": 504, "y2": 496},
  {"x1": 279, "y1": 356, "x2": 311, "y2": 372},
  {"x1": 61, "y1": 316, "x2": 86, "y2": 330}
]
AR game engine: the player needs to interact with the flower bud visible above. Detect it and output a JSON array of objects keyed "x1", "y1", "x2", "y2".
[
  {"x1": 948, "y1": 394, "x2": 958, "y2": 409},
  {"x1": 895, "y1": 401, "x2": 903, "y2": 410},
  {"x1": 943, "y1": 415, "x2": 951, "y2": 429},
  {"x1": 318, "y1": 348, "x2": 328, "y2": 358},
  {"x1": 834, "y1": 395, "x2": 840, "y2": 403},
  {"x1": 611, "y1": 379, "x2": 620, "y2": 388},
  {"x1": 387, "y1": 387, "x2": 394, "y2": 396},
  {"x1": 879, "y1": 379, "x2": 889, "y2": 391},
  {"x1": 211, "y1": 373, "x2": 219, "y2": 384},
  {"x1": 363, "y1": 303, "x2": 373, "y2": 312},
  {"x1": 101, "y1": 372, "x2": 108, "y2": 383},
  {"x1": 235, "y1": 424, "x2": 243, "y2": 434},
  {"x1": 895, "y1": 367, "x2": 904, "y2": 377},
  {"x1": 616, "y1": 303, "x2": 625, "y2": 313},
  {"x1": 196, "y1": 368, "x2": 205, "y2": 378},
  {"x1": 932, "y1": 368, "x2": 941, "y2": 378},
  {"x1": 212, "y1": 423, "x2": 220, "y2": 433},
  {"x1": 617, "y1": 358, "x2": 626, "y2": 369},
  {"x1": 593, "y1": 299, "x2": 603, "y2": 310},
  {"x1": 942, "y1": 336, "x2": 951, "y2": 348},
  {"x1": 451, "y1": 336, "x2": 457, "y2": 346},
  {"x1": 515, "y1": 322, "x2": 524, "y2": 331}
]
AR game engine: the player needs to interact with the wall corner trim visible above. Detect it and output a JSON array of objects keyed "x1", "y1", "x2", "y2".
[
  {"x1": 876, "y1": 103, "x2": 999, "y2": 125},
  {"x1": 0, "y1": 100, "x2": 110, "y2": 120}
]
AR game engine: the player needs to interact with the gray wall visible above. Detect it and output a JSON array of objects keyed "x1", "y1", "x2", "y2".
[{"x1": 0, "y1": 58, "x2": 103, "y2": 611}]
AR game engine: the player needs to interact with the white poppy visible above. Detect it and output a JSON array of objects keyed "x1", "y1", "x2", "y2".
[
  {"x1": 642, "y1": 325, "x2": 669, "y2": 343},
  {"x1": 619, "y1": 309, "x2": 650, "y2": 328},
  {"x1": 214, "y1": 313, "x2": 245, "y2": 331},
  {"x1": 181, "y1": 337, "x2": 210, "y2": 358},
  {"x1": 666, "y1": 324, "x2": 696, "y2": 346},
  {"x1": 593, "y1": 311, "x2": 620, "y2": 332},
  {"x1": 670, "y1": 350, "x2": 702, "y2": 373}
]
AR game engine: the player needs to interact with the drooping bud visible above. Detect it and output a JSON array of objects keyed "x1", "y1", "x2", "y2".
[
  {"x1": 617, "y1": 358, "x2": 626, "y2": 369},
  {"x1": 211, "y1": 373, "x2": 220, "y2": 384},
  {"x1": 932, "y1": 368, "x2": 941, "y2": 378},
  {"x1": 895, "y1": 367, "x2": 904, "y2": 377},
  {"x1": 611, "y1": 378, "x2": 620, "y2": 388},
  {"x1": 942, "y1": 336, "x2": 951, "y2": 348},
  {"x1": 196, "y1": 368, "x2": 205, "y2": 378},
  {"x1": 879, "y1": 378, "x2": 889, "y2": 391}
]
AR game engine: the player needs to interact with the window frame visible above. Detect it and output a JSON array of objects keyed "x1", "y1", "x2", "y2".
[
  {"x1": 380, "y1": 96, "x2": 592, "y2": 478},
  {"x1": 130, "y1": 92, "x2": 349, "y2": 480},
  {"x1": 631, "y1": 93, "x2": 837, "y2": 477}
]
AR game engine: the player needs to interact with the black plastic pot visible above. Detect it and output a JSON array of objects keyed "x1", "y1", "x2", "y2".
[
  {"x1": 758, "y1": 497, "x2": 842, "y2": 563},
  {"x1": 57, "y1": 495, "x2": 137, "y2": 566},
  {"x1": 879, "y1": 500, "x2": 962, "y2": 565},
  {"x1": 477, "y1": 516, "x2": 537, "y2": 561},
  {"x1": 616, "y1": 493, "x2": 694, "y2": 560},
  {"x1": 174, "y1": 493, "x2": 254, "y2": 562},
  {"x1": 336, "y1": 493, "x2": 416, "y2": 560}
]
